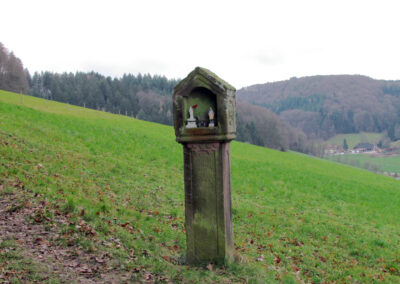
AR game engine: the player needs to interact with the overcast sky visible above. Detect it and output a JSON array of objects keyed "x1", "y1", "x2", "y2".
[{"x1": 2, "y1": 0, "x2": 400, "y2": 88}]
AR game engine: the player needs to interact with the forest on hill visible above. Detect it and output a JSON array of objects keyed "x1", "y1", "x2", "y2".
[
  {"x1": 237, "y1": 75, "x2": 400, "y2": 141},
  {"x1": 28, "y1": 71, "x2": 317, "y2": 154},
  {"x1": 0, "y1": 39, "x2": 316, "y2": 154},
  {"x1": 6, "y1": 40, "x2": 400, "y2": 155}
]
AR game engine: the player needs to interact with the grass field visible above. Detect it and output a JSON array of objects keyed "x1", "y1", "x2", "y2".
[
  {"x1": 325, "y1": 132, "x2": 382, "y2": 149},
  {"x1": 1, "y1": 90, "x2": 400, "y2": 282},
  {"x1": 328, "y1": 154, "x2": 400, "y2": 174}
]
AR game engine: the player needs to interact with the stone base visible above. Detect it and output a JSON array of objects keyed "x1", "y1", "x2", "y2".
[
  {"x1": 183, "y1": 142, "x2": 233, "y2": 265},
  {"x1": 186, "y1": 119, "x2": 197, "y2": 128}
]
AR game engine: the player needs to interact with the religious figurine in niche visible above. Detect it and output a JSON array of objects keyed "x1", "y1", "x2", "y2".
[
  {"x1": 186, "y1": 105, "x2": 198, "y2": 128},
  {"x1": 208, "y1": 107, "x2": 215, "y2": 127}
]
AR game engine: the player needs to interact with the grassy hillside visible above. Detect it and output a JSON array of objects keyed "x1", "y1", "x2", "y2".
[
  {"x1": 328, "y1": 154, "x2": 400, "y2": 174},
  {"x1": 1, "y1": 90, "x2": 400, "y2": 282},
  {"x1": 325, "y1": 132, "x2": 382, "y2": 149}
]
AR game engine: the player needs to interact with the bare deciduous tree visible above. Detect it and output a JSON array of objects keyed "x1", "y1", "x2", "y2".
[{"x1": 0, "y1": 42, "x2": 29, "y2": 93}]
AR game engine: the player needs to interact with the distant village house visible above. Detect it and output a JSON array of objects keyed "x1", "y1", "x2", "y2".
[
  {"x1": 353, "y1": 142, "x2": 375, "y2": 153},
  {"x1": 324, "y1": 144, "x2": 340, "y2": 155}
]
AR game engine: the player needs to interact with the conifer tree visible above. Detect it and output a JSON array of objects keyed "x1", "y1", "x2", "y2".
[{"x1": 343, "y1": 138, "x2": 348, "y2": 150}]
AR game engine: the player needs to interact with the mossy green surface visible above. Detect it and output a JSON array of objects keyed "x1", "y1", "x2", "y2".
[
  {"x1": 328, "y1": 154, "x2": 400, "y2": 174},
  {"x1": 1, "y1": 90, "x2": 400, "y2": 282}
]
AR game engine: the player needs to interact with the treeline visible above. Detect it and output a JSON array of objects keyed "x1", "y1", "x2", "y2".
[
  {"x1": 0, "y1": 42, "x2": 29, "y2": 93},
  {"x1": 238, "y1": 75, "x2": 400, "y2": 141},
  {"x1": 28, "y1": 71, "x2": 318, "y2": 155},
  {"x1": 237, "y1": 102, "x2": 321, "y2": 154},
  {"x1": 30, "y1": 71, "x2": 178, "y2": 125},
  {"x1": 0, "y1": 41, "x2": 319, "y2": 154},
  {"x1": 261, "y1": 93, "x2": 326, "y2": 114}
]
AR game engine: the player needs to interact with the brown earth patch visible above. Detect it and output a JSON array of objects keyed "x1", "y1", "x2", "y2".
[{"x1": 0, "y1": 188, "x2": 135, "y2": 283}]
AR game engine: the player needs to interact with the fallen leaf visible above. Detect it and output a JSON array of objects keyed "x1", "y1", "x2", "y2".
[
  {"x1": 143, "y1": 272, "x2": 154, "y2": 281},
  {"x1": 95, "y1": 257, "x2": 105, "y2": 263},
  {"x1": 68, "y1": 261, "x2": 79, "y2": 268},
  {"x1": 377, "y1": 257, "x2": 385, "y2": 263},
  {"x1": 292, "y1": 264, "x2": 300, "y2": 271},
  {"x1": 34, "y1": 237, "x2": 46, "y2": 245},
  {"x1": 256, "y1": 255, "x2": 265, "y2": 262},
  {"x1": 78, "y1": 265, "x2": 92, "y2": 274},
  {"x1": 121, "y1": 222, "x2": 130, "y2": 227}
]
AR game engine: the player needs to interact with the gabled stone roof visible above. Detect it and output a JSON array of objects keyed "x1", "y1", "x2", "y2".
[{"x1": 174, "y1": 67, "x2": 235, "y2": 95}]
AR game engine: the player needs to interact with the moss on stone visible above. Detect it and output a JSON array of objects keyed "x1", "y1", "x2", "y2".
[{"x1": 174, "y1": 67, "x2": 235, "y2": 93}]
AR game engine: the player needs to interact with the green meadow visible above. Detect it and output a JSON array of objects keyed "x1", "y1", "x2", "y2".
[
  {"x1": 1, "y1": 90, "x2": 400, "y2": 283},
  {"x1": 328, "y1": 154, "x2": 400, "y2": 174},
  {"x1": 325, "y1": 132, "x2": 382, "y2": 149}
]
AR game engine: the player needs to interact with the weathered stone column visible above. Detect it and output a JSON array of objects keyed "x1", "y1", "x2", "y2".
[{"x1": 173, "y1": 67, "x2": 236, "y2": 265}]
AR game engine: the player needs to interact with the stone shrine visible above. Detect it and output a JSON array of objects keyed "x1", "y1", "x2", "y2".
[{"x1": 173, "y1": 67, "x2": 236, "y2": 264}]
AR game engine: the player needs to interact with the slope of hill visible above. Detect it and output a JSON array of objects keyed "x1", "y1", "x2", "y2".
[
  {"x1": 237, "y1": 75, "x2": 400, "y2": 140},
  {"x1": 27, "y1": 71, "x2": 316, "y2": 153},
  {"x1": 1, "y1": 90, "x2": 400, "y2": 282},
  {"x1": 325, "y1": 132, "x2": 382, "y2": 149},
  {"x1": 328, "y1": 154, "x2": 400, "y2": 175}
]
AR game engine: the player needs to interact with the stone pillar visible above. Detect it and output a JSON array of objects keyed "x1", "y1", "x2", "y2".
[
  {"x1": 183, "y1": 142, "x2": 233, "y2": 264},
  {"x1": 172, "y1": 67, "x2": 236, "y2": 265}
]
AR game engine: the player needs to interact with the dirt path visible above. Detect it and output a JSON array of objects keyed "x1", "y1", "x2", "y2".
[{"x1": 0, "y1": 189, "x2": 133, "y2": 283}]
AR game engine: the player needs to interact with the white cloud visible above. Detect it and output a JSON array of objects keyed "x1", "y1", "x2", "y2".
[{"x1": 2, "y1": 0, "x2": 400, "y2": 88}]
